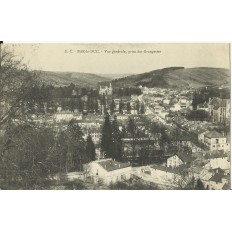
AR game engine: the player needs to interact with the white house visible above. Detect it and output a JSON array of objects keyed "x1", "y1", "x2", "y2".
[
  {"x1": 170, "y1": 103, "x2": 181, "y2": 112},
  {"x1": 84, "y1": 159, "x2": 132, "y2": 184},
  {"x1": 54, "y1": 112, "x2": 74, "y2": 122},
  {"x1": 203, "y1": 153, "x2": 230, "y2": 170},
  {"x1": 204, "y1": 130, "x2": 230, "y2": 152},
  {"x1": 163, "y1": 99, "x2": 170, "y2": 105},
  {"x1": 167, "y1": 153, "x2": 195, "y2": 168},
  {"x1": 83, "y1": 128, "x2": 101, "y2": 144}
]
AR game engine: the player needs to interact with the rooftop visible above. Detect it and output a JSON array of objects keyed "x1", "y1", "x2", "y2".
[
  {"x1": 209, "y1": 173, "x2": 224, "y2": 183},
  {"x1": 176, "y1": 153, "x2": 196, "y2": 163},
  {"x1": 150, "y1": 164, "x2": 179, "y2": 174},
  {"x1": 204, "y1": 130, "x2": 224, "y2": 138},
  {"x1": 97, "y1": 159, "x2": 130, "y2": 172},
  {"x1": 205, "y1": 152, "x2": 228, "y2": 159}
]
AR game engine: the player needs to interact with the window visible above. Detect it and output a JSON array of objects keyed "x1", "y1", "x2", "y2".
[{"x1": 216, "y1": 139, "x2": 219, "y2": 144}]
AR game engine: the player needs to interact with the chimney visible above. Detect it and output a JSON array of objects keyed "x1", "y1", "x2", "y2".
[{"x1": 119, "y1": 164, "x2": 121, "y2": 168}]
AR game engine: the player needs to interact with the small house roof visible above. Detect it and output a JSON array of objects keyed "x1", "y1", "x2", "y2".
[
  {"x1": 98, "y1": 159, "x2": 130, "y2": 172},
  {"x1": 209, "y1": 173, "x2": 224, "y2": 183},
  {"x1": 204, "y1": 130, "x2": 224, "y2": 138},
  {"x1": 150, "y1": 164, "x2": 179, "y2": 174},
  {"x1": 177, "y1": 153, "x2": 196, "y2": 163}
]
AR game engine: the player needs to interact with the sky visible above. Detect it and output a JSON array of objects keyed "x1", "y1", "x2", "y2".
[{"x1": 4, "y1": 43, "x2": 230, "y2": 74}]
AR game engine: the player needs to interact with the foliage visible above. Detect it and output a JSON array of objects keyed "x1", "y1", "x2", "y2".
[
  {"x1": 109, "y1": 179, "x2": 159, "y2": 190},
  {"x1": 67, "y1": 119, "x2": 86, "y2": 171},
  {"x1": 63, "y1": 179, "x2": 86, "y2": 190},
  {"x1": 100, "y1": 113, "x2": 113, "y2": 158},
  {"x1": 186, "y1": 110, "x2": 209, "y2": 121},
  {"x1": 86, "y1": 134, "x2": 96, "y2": 162},
  {"x1": 110, "y1": 99, "x2": 115, "y2": 115},
  {"x1": 119, "y1": 100, "x2": 124, "y2": 114},
  {"x1": 195, "y1": 179, "x2": 206, "y2": 190},
  {"x1": 111, "y1": 116, "x2": 123, "y2": 161},
  {"x1": 0, "y1": 46, "x2": 49, "y2": 126},
  {"x1": 0, "y1": 123, "x2": 58, "y2": 189}
]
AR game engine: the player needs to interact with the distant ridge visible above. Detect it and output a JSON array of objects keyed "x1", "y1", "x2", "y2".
[
  {"x1": 109, "y1": 67, "x2": 230, "y2": 89},
  {"x1": 36, "y1": 67, "x2": 230, "y2": 89},
  {"x1": 37, "y1": 70, "x2": 111, "y2": 87}
]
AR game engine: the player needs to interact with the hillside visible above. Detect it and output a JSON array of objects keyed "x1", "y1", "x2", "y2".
[
  {"x1": 38, "y1": 71, "x2": 111, "y2": 87},
  {"x1": 110, "y1": 67, "x2": 230, "y2": 89}
]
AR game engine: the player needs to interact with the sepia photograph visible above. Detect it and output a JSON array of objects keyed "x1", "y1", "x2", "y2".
[{"x1": 0, "y1": 43, "x2": 230, "y2": 190}]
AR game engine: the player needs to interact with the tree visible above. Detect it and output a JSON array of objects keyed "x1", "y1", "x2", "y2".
[
  {"x1": 100, "y1": 113, "x2": 113, "y2": 158},
  {"x1": 186, "y1": 110, "x2": 209, "y2": 121},
  {"x1": 67, "y1": 119, "x2": 86, "y2": 171},
  {"x1": 110, "y1": 99, "x2": 115, "y2": 115},
  {"x1": 160, "y1": 127, "x2": 171, "y2": 148},
  {"x1": 56, "y1": 131, "x2": 69, "y2": 173},
  {"x1": 126, "y1": 102, "x2": 131, "y2": 114},
  {"x1": 0, "y1": 123, "x2": 58, "y2": 189},
  {"x1": 127, "y1": 117, "x2": 139, "y2": 162},
  {"x1": 86, "y1": 134, "x2": 96, "y2": 162},
  {"x1": 173, "y1": 166, "x2": 196, "y2": 190},
  {"x1": 136, "y1": 100, "x2": 140, "y2": 114},
  {"x1": 119, "y1": 100, "x2": 124, "y2": 114},
  {"x1": 0, "y1": 45, "x2": 45, "y2": 127},
  {"x1": 195, "y1": 179, "x2": 206, "y2": 190},
  {"x1": 111, "y1": 115, "x2": 122, "y2": 161},
  {"x1": 78, "y1": 98, "x2": 83, "y2": 113},
  {"x1": 140, "y1": 102, "x2": 145, "y2": 114},
  {"x1": 94, "y1": 100, "x2": 99, "y2": 114},
  {"x1": 87, "y1": 97, "x2": 94, "y2": 112},
  {"x1": 0, "y1": 45, "x2": 57, "y2": 189}
]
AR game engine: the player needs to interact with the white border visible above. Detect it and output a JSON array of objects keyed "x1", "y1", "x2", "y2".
[{"x1": 0, "y1": 1, "x2": 231, "y2": 232}]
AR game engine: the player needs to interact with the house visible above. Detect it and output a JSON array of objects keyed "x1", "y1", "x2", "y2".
[
  {"x1": 159, "y1": 110, "x2": 169, "y2": 119},
  {"x1": 179, "y1": 98, "x2": 188, "y2": 108},
  {"x1": 204, "y1": 130, "x2": 230, "y2": 152},
  {"x1": 94, "y1": 145, "x2": 103, "y2": 160},
  {"x1": 175, "y1": 135, "x2": 192, "y2": 148},
  {"x1": 208, "y1": 97, "x2": 230, "y2": 123},
  {"x1": 84, "y1": 159, "x2": 132, "y2": 184},
  {"x1": 203, "y1": 152, "x2": 230, "y2": 170},
  {"x1": 167, "y1": 153, "x2": 195, "y2": 168},
  {"x1": 170, "y1": 103, "x2": 181, "y2": 112},
  {"x1": 198, "y1": 129, "x2": 210, "y2": 143},
  {"x1": 83, "y1": 128, "x2": 101, "y2": 144},
  {"x1": 131, "y1": 109, "x2": 138, "y2": 115},
  {"x1": 197, "y1": 102, "x2": 209, "y2": 111},
  {"x1": 54, "y1": 112, "x2": 74, "y2": 122},
  {"x1": 205, "y1": 173, "x2": 230, "y2": 190},
  {"x1": 163, "y1": 99, "x2": 170, "y2": 105},
  {"x1": 79, "y1": 115, "x2": 104, "y2": 129}
]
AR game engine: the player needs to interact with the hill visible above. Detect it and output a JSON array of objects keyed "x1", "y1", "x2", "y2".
[
  {"x1": 110, "y1": 67, "x2": 230, "y2": 89},
  {"x1": 38, "y1": 71, "x2": 111, "y2": 87}
]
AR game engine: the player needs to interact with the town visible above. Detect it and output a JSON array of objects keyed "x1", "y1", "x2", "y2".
[
  {"x1": 1, "y1": 78, "x2": 229, "y2": 190},
  {"x1": 0, "y1": 44, "x2": 230, "y2": 190}
]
